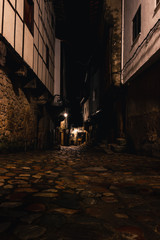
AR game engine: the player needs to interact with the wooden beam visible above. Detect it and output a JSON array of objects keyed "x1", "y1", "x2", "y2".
[
  {"x1": 37, "y1": 91, "x2": 50, "y2": 105},
  {"x1": 0, "y1": 40, "x2": 6, "y2": 67},
  {"x1": 23, "y1": 78, "x2": 37, "y2": 89},
  {"x1": 15, "y1": 66, "x2": 27, "y2": 77}
]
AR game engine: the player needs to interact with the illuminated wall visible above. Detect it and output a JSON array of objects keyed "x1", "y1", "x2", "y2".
[
  {"x1": 122, "y1": 0, "x2": 160, "y2": 83},
  {"x1": 54, "y1": 38, "x2": 61, "y2": 96},
  {"x1": 83, "y1": 100, "x2": 89, "y2": 122},
  {"x1": 104, "y1": 0, "x2": 121, "y2": 87},
  {"x1": 0, "y1": 0, "x2": 55, "y2": 95}
]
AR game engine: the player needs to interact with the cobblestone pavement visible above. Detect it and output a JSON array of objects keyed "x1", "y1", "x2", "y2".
[{"x1": 0, "y1": 145, "x2": 160, "y2": 239}]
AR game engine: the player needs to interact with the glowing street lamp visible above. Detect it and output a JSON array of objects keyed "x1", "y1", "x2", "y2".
[
  {"x1": 63, "y1": 112, "x2": 68, "y2": 129},
  {"x1": 64, "y1": 112, "x2": 68, "y2": 118}
]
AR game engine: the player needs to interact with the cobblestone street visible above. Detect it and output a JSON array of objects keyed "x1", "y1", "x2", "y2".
[{"x1": 0, "y1": 145, "x2": 160, "y2": 239}]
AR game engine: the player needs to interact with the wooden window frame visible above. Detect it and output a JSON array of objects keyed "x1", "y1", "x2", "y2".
[{"x1": 132, "y1": 5, "x2": 141, "y2": 43}]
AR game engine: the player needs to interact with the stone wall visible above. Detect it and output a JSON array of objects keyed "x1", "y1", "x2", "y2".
[
  {"x1": 99, "y1": 0, "x2": 123, "y2": 143},
  {"x1": 104, "y1": 0, "x2": 121, "y2": 86},
  {"x1": 126, "y1": 60, "x2": 160, "y2": 157},
  {"x1": 0, "y1": 69, "x2": 37, "y2": 152}
]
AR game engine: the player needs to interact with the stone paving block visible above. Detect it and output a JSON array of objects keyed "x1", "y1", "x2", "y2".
[
  {"x1": 33, "y1": 192, "x2": 58, "y2": 198},
  {"x1": 0, "y1": 201, "x2": 22, "y2": 208},
  {"x1": 20, "y1": 214, "x2": 42, "y2": 224},
  {"x1": 53, "y1": 207, "x2": 79, "y2": 215},
  {"x1": 116, "y1": 226, "x2": 145, "y2": 240},
  {"x1": 7, "y1": 192, "x2": 28, "y2": 201},
  {"x1": 0, "y1": 222, "x2": 11, "y2": 233},
  {"x1": 26, "y1": 203, "x2": 46, "y2": 212},
  {"x1": 14, "y1": 225, "x2": 46, "y2": 240},
  {"x1": 0, "y1": 145, "x2": 160, "y2": 239}
]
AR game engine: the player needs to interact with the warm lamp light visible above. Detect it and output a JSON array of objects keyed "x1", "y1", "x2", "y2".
[{"x1": 64, "y1": 112, "x2": 68, "y2": 118}]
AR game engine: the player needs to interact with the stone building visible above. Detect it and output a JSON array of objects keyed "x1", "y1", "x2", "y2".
[
  {"x1": 0, "y1": 0, "x2": 57, "y2": 151},
  {"x1": 122, "y1": 0, "x2": 160, "y2": 156},
  {"x1": 81, "y1": 0, "x2": 122, "y2": 146}
]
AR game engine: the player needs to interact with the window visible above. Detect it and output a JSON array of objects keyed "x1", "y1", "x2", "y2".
[
  {"x1": 133, "y1": 5, "x2": 141, "y2": 42},
  {"x1": 24, "y1": 0, "x2": 34, "y2": 35},
  {"x1": 51, "y1": 14, "x2": 55, "y2": 28},
  {"x1": 46, "y1": 44, "x2": 49, "y2": 69},
  {"x1": 93, "y1": 89, "x2": 97, "y2": 101}
]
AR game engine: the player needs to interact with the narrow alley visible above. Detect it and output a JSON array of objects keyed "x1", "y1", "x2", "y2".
[
  {"x1": 0, "y1": 145, "x2": 160, "y2": 239},
  {"x1": 1, "y1": 0, "x2": 160, "y2": 239}
]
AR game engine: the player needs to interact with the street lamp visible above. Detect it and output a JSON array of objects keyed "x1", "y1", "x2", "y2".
[
  {"x1": 64, "y1": 112, "x2": 68, "y2": 118},
  {"x1": 63, "y1": 112, "x2": 69, "y2": 145},
  {"x1": 63, "y1": 112, "x2": 68, "y2": 129}
]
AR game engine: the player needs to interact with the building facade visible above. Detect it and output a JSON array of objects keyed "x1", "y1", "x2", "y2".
[
  {"x1": 0, "y1": 0, "x2": 56, "y2": 151},
  {"x1": 122, "y1": 0, "x2": 160, "y2": 156},
  {"x1": 81, "y1": 0, "x2": 122, "y2": 146}
]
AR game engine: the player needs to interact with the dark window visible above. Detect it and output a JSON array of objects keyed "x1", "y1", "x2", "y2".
[
  {"x1": 24, "y1": 0, "x2": 34, "y2": 35},
  {"x1": 51, "y1": 15, "x2": 55, "y2": 28},
  {"x1": 157, "y1": 0, "x2": 160, "y2": 5},
  {"x1": 93, "y1": 89, "x2": 97, "y2": 101},
  {"x1": 133, "y1": 5, "x2": 141, "y2": 42},
  {"x1": 46, "y1": 44, "x2": 49, "y2": 69}
]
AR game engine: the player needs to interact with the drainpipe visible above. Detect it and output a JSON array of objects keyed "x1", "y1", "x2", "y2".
[
  {"x1": 121, "y1": 0, "x2": 124, "y2": 84},
  {"x1": 120, "y1": 0, "x2": 126, "y2": 138}
]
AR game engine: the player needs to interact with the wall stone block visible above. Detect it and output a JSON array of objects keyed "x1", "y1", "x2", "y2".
[
  {"x1": 0, "y1": 69, "x2": 37, "y2": 152},
  {"x1": 126, "y1": 61, "x2": 160, "y2": 157}
]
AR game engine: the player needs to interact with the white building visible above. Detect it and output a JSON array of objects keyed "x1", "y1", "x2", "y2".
[
  {"x1": 121, "y1": 0, "x2": 160, "y2": 156},
  {"x1": 0, "y1": 0, "x2": 55, "y2": 94},
  {"x1": 122, "y1": 0, "x2": 160, "y2": 83},
  {"x1": 0, "y1": 0, "x2": 58, "y2": 151},
  {"x1": 83, "y1": 99, "x2": 90, "y2": 123}
]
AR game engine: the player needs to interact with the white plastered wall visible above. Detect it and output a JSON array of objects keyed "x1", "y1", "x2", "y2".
[
  {"x1": 123, "y1": 0, "x2": 160, "y2": 83},
  {"x1": 1, "y1": 0, "x2": 55, "y2": 95}
]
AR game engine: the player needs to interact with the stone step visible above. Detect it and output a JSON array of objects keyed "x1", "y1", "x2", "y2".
[
  {"x1": 110, "y1": 143, "x2": 127, "y2": 153},
  {"x1": 116, "y1": 138, "x2": 127, "y2": 146}
]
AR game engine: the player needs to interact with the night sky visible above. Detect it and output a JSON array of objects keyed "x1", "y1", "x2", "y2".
[{"x1": 54, "y1": 0, "x2": 101, "y2": 126}]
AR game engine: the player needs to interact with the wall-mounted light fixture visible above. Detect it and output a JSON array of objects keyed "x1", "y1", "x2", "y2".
[{"x1": 64, "y1": 112, "x2": 68, "y2": 118}]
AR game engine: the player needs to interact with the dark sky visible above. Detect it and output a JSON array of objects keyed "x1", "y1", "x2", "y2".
[
  {"x1": 64, "y1": 47, "x2": 87, "y2": 126},
  {"x1": 53, "y1": 0, "x2": 101, "y2": 125}
]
